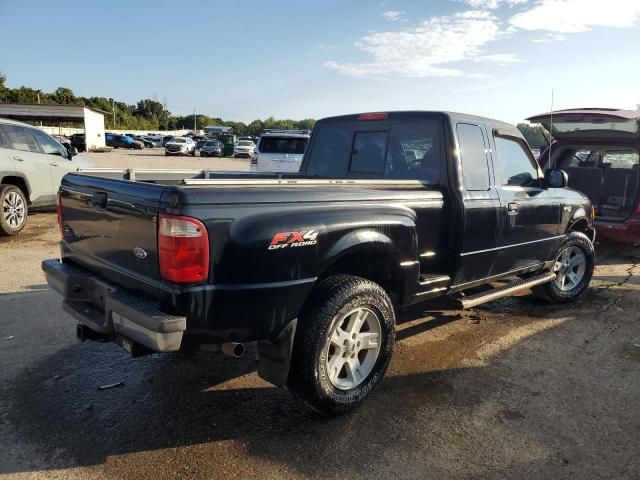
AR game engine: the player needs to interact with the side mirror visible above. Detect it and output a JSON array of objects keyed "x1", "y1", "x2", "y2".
[
  {"x1": 66, "y1": 147, "x2": 79, "y2": 158},
  {"x1": 543, "y1": 168, "x2": 568, "y2": 188}
]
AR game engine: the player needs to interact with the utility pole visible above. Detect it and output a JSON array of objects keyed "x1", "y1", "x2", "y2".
[
  {"x1": 193, "y1": 106, "x2": 197, "y2": 133},
  {"x1": 112, "y1": 99, "x2": 116, "y2": 130}
]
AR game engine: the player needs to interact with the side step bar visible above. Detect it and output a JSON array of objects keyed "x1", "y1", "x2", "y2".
[{"x1": 455, "y1": 272, "x2": 556, "y2": 309}]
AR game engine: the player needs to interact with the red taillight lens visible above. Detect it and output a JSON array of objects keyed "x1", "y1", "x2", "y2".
[
  {"x1": 358, "y1": 112, "x2": 388, "y2": 121},
  {"x1": 158, "y1": 214, "x2": 209, "y2": 284},
  {"x1": 57, "y1": 191, "x2": 63, "y2": 237}
]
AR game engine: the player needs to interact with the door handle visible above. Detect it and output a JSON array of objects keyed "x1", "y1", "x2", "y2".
[
  {"x1": 51, "y1": 162, "x2": 59, "y2": 166},
  {"x1": 12, "y1": 155, "x2": 23, "y2": 162},
  {"x1": 507, "y1": 202, "x2": 519, "y2": 215}
]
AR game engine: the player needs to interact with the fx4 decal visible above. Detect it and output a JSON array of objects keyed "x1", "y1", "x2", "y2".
[{"x1": 269, "y1": 230, "x2": 318, "y2": 250}]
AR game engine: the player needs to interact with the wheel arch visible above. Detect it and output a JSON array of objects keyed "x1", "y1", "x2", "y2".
[
  {"x1": 0, "y1": 175, "x2": 31, "y2": 203},
  {"x1": 567, "y1": 217, "x2": 595, "y2": 243},
  {"x1": 315, "y1": 232, "x2": 407, "y2": 305}
]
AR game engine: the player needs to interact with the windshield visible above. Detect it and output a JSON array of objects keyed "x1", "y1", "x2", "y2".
[
  {"x1": 172, "y1": 138, "x2": 186, "y2": 144},
  {"x1": 238, "y1": 141, "x2": 253, "y2": 147},
  {"x1": 205, "y1": 141, "x2": 220, "y2": 147},
  {"x1": 259, "y1": 136, "x2": 308, "y2": 154},
  {"x1": 553, "y1": 118, "x2": 639, "y2": 135}
]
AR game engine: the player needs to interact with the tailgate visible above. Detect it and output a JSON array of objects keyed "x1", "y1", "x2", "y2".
[{"x1": 60, "y1": 173, "x2": 165, "y2": 281}]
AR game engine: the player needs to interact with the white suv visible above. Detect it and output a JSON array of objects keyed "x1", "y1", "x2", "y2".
[
  {"x1": 0, "y1": 118, "x2": 94, "y2": 235},
  {"x1": 165, "y1": 137, "x2": 196, "y2": 156},
  {"x1": 250, "y1": 130, "x2": 310, "y2": 172}
]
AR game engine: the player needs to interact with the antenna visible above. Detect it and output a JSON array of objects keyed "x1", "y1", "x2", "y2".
[{"x1": 548, "y1": 88, "x2": 554, "y2": 168}]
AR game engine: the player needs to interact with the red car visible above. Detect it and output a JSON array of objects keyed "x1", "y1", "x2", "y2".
[{"x1": 529, "y1": 108, "x2": 640, "y2": 245}]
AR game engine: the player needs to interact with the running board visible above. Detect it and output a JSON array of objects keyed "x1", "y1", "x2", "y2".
[{"x1": 455, "y1": 272, "x2": 556, "y2": 309}]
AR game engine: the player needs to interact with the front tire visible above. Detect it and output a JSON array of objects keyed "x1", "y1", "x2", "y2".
[
  {"x1": 288, "y1": 275, "x2": 395, "y2": 416},
  {"x1": 533, "y1": 231, "x2": 594, "y2": 303},
  {"x1": 0, "y1": 184, "x2": 28, "y2": 235}
]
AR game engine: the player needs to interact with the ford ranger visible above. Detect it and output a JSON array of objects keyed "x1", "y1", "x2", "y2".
[{"x1": 42, "y1": 111, "x2": 596, "y2": 415}]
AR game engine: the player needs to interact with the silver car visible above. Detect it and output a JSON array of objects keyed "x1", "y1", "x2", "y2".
[{"x1": 0, "y1": 118, "x2": 94, "y2": 235}]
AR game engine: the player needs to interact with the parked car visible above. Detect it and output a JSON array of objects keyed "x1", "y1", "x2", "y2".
[
  {"x1": 53, "y1": 135, "x2": 71, "y2": 148},
  {"x1": 0, "y1": 118, "x2": 94, "y2": 235},
  {"x1": 69, "y1": 133, "x2": 86, "y2": 152},
  {"x1": 528, "y1": 108, "x2": 640, "y2": 244},
  {"x1": 162, "y1": 135, "x2": 175, "y2": 146},
  {"x1": 199, "y1": 140, "x2": 224, "y2": 157},
  {"x1": 251, "y1": 129, "x2": 310, "y2": 172},
  {"x1": 234, "y1": 139, "x2": 255, "y2": 158},
  {"x1": 165, "y1": 136, "x2": 196, "y2": 156},
  {"x1": 194, "y1": 137, "x2": 211, "y2": 150},
  {"x1": 43, "y1": 110, "x2": 595, "y2": 415},
  {"x1": 106, "y1": 134, "x2": 144, "y2": 150},
  {"x1": 134, "y1": 136, "x2": 155, "y2": 148}
]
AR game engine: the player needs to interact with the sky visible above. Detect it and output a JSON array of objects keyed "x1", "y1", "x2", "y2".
[{"x1": 1, "y1": 0, "x2": 639, "y2": 124}]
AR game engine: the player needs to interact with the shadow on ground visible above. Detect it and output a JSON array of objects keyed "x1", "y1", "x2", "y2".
[{"x1": 1, "y1": 272, "x2": 639, "y2": 479}]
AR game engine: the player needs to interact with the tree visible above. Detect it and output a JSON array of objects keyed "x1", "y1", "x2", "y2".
[{"x1": 517, "y1": 123, "x2": 549, "y2": 150}]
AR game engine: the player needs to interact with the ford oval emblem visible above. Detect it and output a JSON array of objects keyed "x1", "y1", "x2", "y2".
[{"x1": 133, "y1": 247, "x2": 148, "y2": 259}]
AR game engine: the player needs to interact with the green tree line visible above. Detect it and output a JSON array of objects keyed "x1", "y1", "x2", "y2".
[{"x1": 0, "y1": 73, "x2": 315, "y2": 135}]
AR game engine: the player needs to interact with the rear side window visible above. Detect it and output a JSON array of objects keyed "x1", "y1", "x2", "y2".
[
  {"x1": 350, "y1": 131, "x2": 387, "y2": 174},
  {"x1": 259, "y1": 137, "x2": 308, "y2": 154},
  {"x1": 2, "y1": 125, "x2": 40, "y2": 153},
  {"x1": 494, "y1": 136, "x2": 538, "y2": 186},
  {"x1": 457, "y1": 123, "x2": 490, "y2": 191}
]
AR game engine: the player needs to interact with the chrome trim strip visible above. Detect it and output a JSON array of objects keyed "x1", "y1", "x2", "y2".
[
  {"x1": 418, "y1": 275, "x2": 450, "y2": 286},
  {"x1": 460, "y1": 235, "x2": 564, "y2": 257},
  {"x1": 420, "y1": 251, "x2": 436, "y2": 257},
  {"x1": 415, "y1": 286, "x2": 447, "y2": 296},
  {"x1": 400, "y1": 260, "x2": 419, "y2": 267}
]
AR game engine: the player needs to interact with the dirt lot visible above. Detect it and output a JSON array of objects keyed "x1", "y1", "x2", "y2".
[
  {"x1": 82, "y1": 147, "x2": 251, "y2": 171},
  {"x1": 1, "y1": 213, "x2": 639, "y2": 480}
]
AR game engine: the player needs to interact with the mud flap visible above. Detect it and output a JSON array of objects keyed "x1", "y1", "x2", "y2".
[{"x1": 257, "y1": 318, "x2": 297, "y2": 387}]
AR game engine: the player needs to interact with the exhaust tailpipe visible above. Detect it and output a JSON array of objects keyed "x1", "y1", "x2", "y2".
[{"x1": 221, "y1": 342, "x2": 245, "y2": 358}]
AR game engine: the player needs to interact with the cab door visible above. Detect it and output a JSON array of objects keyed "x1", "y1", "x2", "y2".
[
  {"x1": 1, "y1": 124, "x2": 54, "y2": 206},
  {"x1": 31, "y1": 128, "x2": 75, "y2": 195},
  {"x1": 453, "y1": 123, "x2": 501, "y2": 285},
  {"x1": 491, "y1": 130, "x2": 562, "y2": 274}
]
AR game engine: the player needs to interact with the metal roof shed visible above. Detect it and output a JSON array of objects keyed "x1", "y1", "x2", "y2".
[{"x1": 0, "y1": 103, "x2": 107, "y2": 150}]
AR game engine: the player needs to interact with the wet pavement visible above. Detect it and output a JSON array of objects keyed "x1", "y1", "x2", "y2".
[{"x1": 1, "y1": 213, "x2": 639, "y2": 479}]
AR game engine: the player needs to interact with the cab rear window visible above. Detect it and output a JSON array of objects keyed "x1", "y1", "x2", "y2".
[{"x1": 306, "y1": 121, "x2": 442, "y2": 183}]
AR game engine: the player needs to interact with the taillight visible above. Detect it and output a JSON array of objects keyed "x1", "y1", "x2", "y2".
[
  {"x1": 57, "y1": 191, "x2": 63, "y2": 237},
  {"x1": 358, "y1": 112, "x2": 388, "y2": 121},
  {"x1": 158, "y1": 214, "x2": 209, "y2": 284}
]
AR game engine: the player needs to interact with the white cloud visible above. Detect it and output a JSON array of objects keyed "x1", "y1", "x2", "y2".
[
  {"x1": 325, "y1": 10, "x2": 505, "y2": 78},
  {"x1": 509, "y1": 0, "x2": 640, "y2": 33},
  {"x1": 474, "y1": 53, "x2": 523, "y2": 63},
  {"x1": 382, "y1": 10, "x2": 405, "y2": 21},
  {"x1": 465, "y1": 0, "x2": 529, "y2": 9}
]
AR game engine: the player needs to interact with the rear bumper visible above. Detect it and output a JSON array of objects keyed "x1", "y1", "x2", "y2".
[
  {"x1": 42, "y1": 259, "x2": 185, "y2": 352},
  {"x1": 595, "y1": 214, "x2": 640, "y2": 245}
]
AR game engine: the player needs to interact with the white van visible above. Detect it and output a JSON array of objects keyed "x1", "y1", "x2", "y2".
[
  {"x1": 0, "y1": 117, "x2": 94, "y2": 235},
  {"x1": 251, "y1": 130, "x2": 310, "y2": 173}
]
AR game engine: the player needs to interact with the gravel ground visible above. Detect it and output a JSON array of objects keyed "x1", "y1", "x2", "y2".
[
  {"x1": 0, "y1": 215, "x2": 639, "y2": 479},
  {"x1": 82, "y1": 147, "x2": 251, "y2": 171}
]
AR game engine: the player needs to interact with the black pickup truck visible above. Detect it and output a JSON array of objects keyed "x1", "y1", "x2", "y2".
[{"x1": 42, "y1": 111, "x2": 596, "y2": 415}]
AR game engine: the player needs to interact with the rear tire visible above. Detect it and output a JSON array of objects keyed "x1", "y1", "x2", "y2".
[
  {"x1": 287, "y1": 275, "x2": 395, "y2": 416},
  {"x1": 533, "y1": 231, "x2": 594, "y2": 303},
  {"x1": 0, "y1": 184, "x2": 28, "y2": 236}
]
